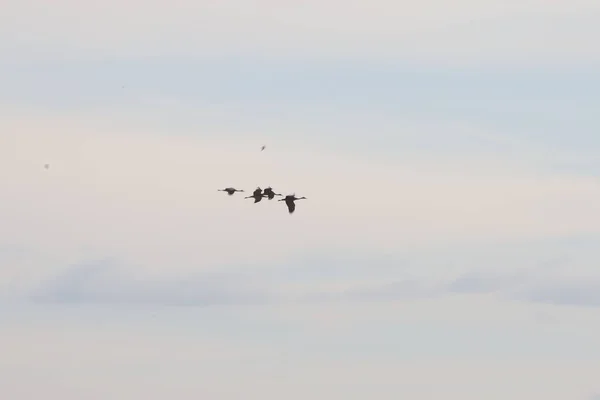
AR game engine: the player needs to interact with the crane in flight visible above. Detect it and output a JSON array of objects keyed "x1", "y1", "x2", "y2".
[
  {"x1": 279, "y1": 194, "x2": 307, "y2": 214},
  {"x1": 218, "y1": 187, "x2": 245, "y2": 196},
  {"x1": 262, "y1": 187, "x2": 282, "y2": 200},
  {"x1": 245, "y1": 187, "x2": 265, "y2": 203}
]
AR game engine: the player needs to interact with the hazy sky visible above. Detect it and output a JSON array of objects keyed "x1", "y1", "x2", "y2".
[{"x1": 1, "y1": 0, "x2": 600, "y2": 399}]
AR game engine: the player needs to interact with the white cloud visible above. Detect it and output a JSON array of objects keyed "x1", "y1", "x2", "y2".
[
  {"x1": 1, "y1": 0, "x2": 599, "y2": 65},
  {"x1": 29, "y1": 259, "x2": 276, "y2": 306},
  {"x1": 20, "y1": 244, "x2": 600, "y2": 310}
]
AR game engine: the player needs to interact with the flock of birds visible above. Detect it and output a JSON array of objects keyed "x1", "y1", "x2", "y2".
[
  {"x1": 42, "y1": 145, "x2": 306, "y2": 214},
  {"x1": 217, "y1": 145, "x2": 307, "y2": 214},
  {"x1": 218, "y1": 186, "x2": 307, "y2": 214}
]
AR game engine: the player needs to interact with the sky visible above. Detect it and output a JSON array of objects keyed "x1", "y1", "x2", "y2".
[{"x1": 1, "y1": 0, "x2": 600, "y2": 398}]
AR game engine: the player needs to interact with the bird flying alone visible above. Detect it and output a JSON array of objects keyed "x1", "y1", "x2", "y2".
[
  {"x1": 245, "y1": 187, "x2": 264, "y2": 203},
  {"x1": 218, "y1": 187, "x2": 244, "y2": 196},
  {"x1": 260, "y1": 145, "x2": 266, "y2": 151},
  {"x1": 279, "y1": 194, "x2": 307, "y2": 214}
]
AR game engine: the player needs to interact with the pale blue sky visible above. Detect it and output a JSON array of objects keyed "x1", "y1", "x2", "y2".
[
  {"x1": 3, "y1": 59, "x2": 600, "y2": 175},
  {"x1": 2, "y1": 0, "x2": 600, "y2": 398}
]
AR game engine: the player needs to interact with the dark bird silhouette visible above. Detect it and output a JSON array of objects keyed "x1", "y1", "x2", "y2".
[
  {"x1": 245, "y1": 187, "x2": 264, "y2": 203},
  {"x1": 262, "y1": 187, "x2": 282, "y2": 200},
  {"x1": 278, "y1": 194, "x2": 307, "y2": 214},
  {"x1": 218, "y1": 187, "x2": 244, "y2": 196},
  {"x1": 261, "y1": 145, "x2": 266, "y2": 151}
]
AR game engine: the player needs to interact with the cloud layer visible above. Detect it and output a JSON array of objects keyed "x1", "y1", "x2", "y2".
[
  {"x1": 3, "y1": 1, "x2": 600, "y2": 397},
  {"x1": 16, "y1": 235, "x2": 600, "y2": 310},
  {"x1": 2, "y1": 0, "x2": 600, "y2": 66},
  {"x1": 3, "y1": 106, "x2": 600, "y2": 312}
]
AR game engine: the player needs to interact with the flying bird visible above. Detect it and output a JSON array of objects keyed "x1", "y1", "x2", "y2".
[
  {"x1": 245, "y1": 187, "x2": 264, "y2": 203},
  {"x1": 262, "y1": 187, "x2": 282, "y2": 200},
  {"x1": 218, "y1": 187, "x2": 244, "y2": 196},
  {"x1": 278, "y1": 194, "x2": 307, "y2": 214},
  {"x1": 44, "y1": 164, "x2": 49, "y2": 169},
  {"x1": 260, "y1": 145, "x2": 266, "y2": 151}
]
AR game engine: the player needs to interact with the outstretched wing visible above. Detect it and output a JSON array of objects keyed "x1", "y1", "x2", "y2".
[{"x1": 285, "y1": 198, "x2": 295, "y2": 213}]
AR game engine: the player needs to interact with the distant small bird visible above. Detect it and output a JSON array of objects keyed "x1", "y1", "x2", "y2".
[
  {"x1": 245, "y1": 187, "x2": 264, "y2": 203},
  {"x1": 260, "y1": 145, "x2": 266, "y2": 151},
  {"x1": 278, "y1": 194, "x2": 307, "y2": 214},
  {"x1": 218, "y1": 187, "x2": 244, "y2": 196},
  {"x1": 44, "y1": 164, "x2": 49, "y2": 169},
  {"x1": 262, "y1": 187, "x2": 282, "y2": 200}
]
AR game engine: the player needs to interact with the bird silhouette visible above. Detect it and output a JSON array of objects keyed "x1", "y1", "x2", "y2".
[
  {"x1": 260, "y1": 145, "x2": 266, "y2": 151},
  {"x1": 278, "y1": 194, "x2": 307, "y2": 214},
  {"x1": 262, "y1": 187, "x2": 282, "y2": 200},
  {"x1": 245, "y1": 187, "x2": 264, "y2": 203},
  {"x1": 218, "y1": 187, "x2": 244, "y2": 196}
]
